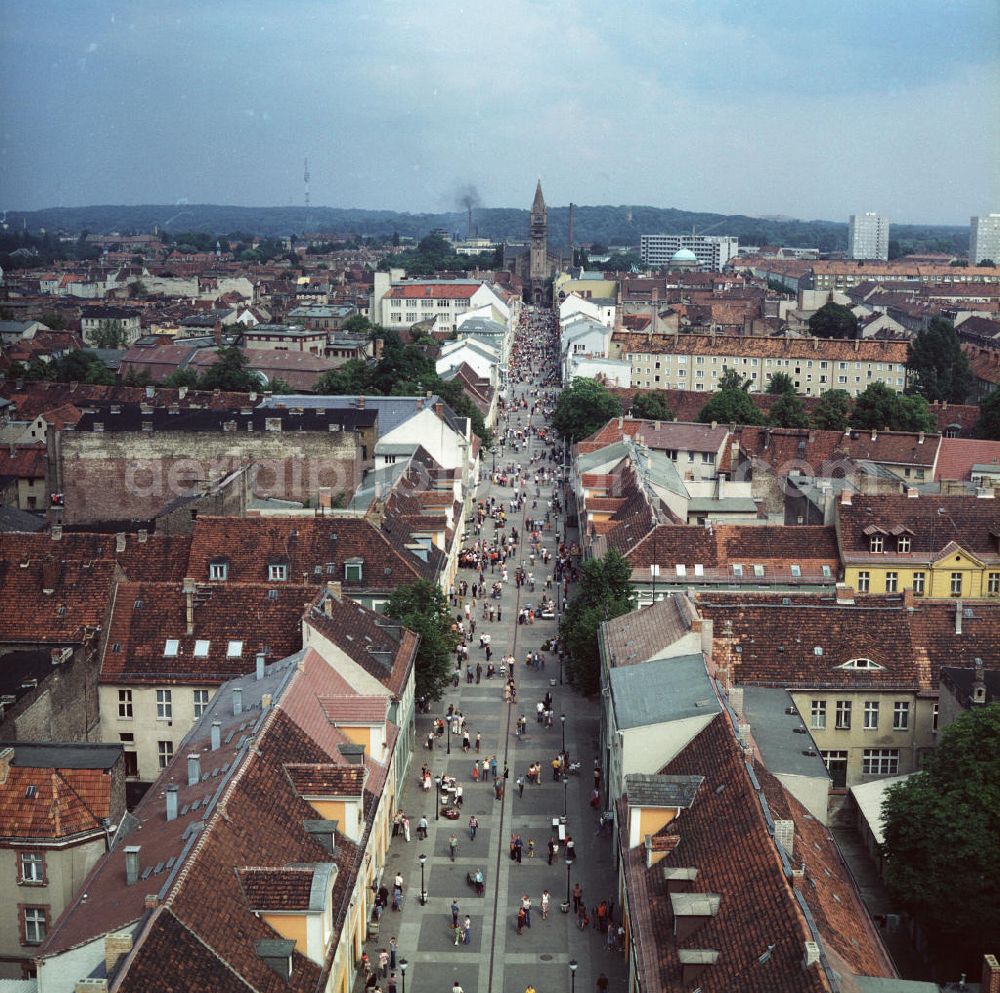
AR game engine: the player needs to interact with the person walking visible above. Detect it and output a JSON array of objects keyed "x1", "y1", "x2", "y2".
[
  {"x1": 516, "y1": 906, "x2": 526, "y2": 935},
  {"x1": 417, "y1": 816, "x2": 428, "y2": 840},
  {"x1": 389, "y1": 937, "x2": 397, "y2": 971},
  {"x1": 402, "y1": 816, "x2": 410, "y2": 843},
  {"x1": 468, "y1": 814, "x2": 479, "y2": 841},
  {"x1": 596, "y1": 973, "x2": 609, "y2": 993},
  {"x1": 517, "y1": 775, "x2": 524, "y2": 798},
  {"x1": 521, "y1": 895, "x2": 532, "y2": 927},
  {"x1": 572, "y1": 882, "x2": 583, "y2": 914},
  {"x1": 541, "y1": 889, "x2": 551, "y2": 919},
  {"x1": 451, "y1": 899, "x2": 460, "y2": 928},
  {"x1": 449, "y1": 833, "x2": 459, "y2": 862},
  {"x1": 378, "y1": 949, "x2": 389, "y2": 978},
  {"x1": 463, "y1": 915, "x2": 472, "y2": 945},
  {"x1": 453, "y1": 922, "x2": 463, "y2": 946}
]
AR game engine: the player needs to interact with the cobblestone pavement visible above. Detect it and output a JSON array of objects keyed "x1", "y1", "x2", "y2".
[{"x1": 362, "y1": 309, "x2": 628, "y2": 993}]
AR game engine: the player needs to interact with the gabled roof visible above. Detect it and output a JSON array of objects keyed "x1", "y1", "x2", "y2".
[{"x1": 602, "y1": 594, "x2": 698, "y2": 666}]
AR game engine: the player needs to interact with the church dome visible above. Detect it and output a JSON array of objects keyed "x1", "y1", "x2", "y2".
[{"x1": 671, "y1": 248, "x2": 698, "y2": 262}]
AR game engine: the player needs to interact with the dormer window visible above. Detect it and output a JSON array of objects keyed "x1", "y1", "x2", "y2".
[
  {"x1": 897, "y1": 535, "x2": 911, "y2": 553},
  {"x1": 164, "y1": 639, "x2": 179, "y2": 657},
  {"x1": 268, "y1": 563, "x2": 288, "y2": 582},
  {"x1": 869, "y1": 535, "x2": 884, "y2": 553},
  {"x1": 344, "y1": 559, "x2": 363, "y2": 582},
  {"x1": 209, "y1": 560, "x2": 228, "y2": 581},
  {"x1": 838, "y1": 657, "x2": 884, "y2": 671}
]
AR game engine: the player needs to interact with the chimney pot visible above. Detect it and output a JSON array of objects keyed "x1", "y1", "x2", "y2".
[
  {"x1": 233, "y1": 686, "x2": 243, "y2": 716},
  {"x1": 187, "y1": 754, "x2": 201, "y2": 787},
  {"x1": 115, "y1": 532, "x2": 126, "y2": 553},
  {"x1": 124, "y1": 845, "x2": 141, "y2": 885},
  {"x1": 955, "y1": 600, "x2": 963, "y2": 635},
  {"x1": 51, "y1": 524, "x2": 63, "y2": 541},
  {"x1": 166, "y1": 784, "x2": 179, "y2": 821},
  {"x1": 256, "y1": 652, "x2": 266, "y2": 681},
  {"x1": 211, "y1": 721, "x2": 221, "y2": 750}
]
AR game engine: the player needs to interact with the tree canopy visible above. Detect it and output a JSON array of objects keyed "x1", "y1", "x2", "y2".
[
  {"x1": 560, "y1": 550, "x2": 634, "y2": 695},
  {"x1": 768, "y1": 391, "x2": 809, "y2": 428},
  {"x1": 881, "y1": 704, "x2": 1000, "y2": 972},
  {"x1": 973, "y1": 388, "x2": 1000, "y2": 440},
  {"x1": 383, "y1": 580, "x2": 458, "y2": 702},
  {"x1": 906, "y1": 317, "x2": 974, "y2": 404},
  {"x1": 851, "y1": 382, "x2": 936, "y2": 433},
  {"x1": 198, "y1": 345, "x2": 263, "y2": 392},
  {"x1": 630, "y1": 390, "x2": 674, "y2": 421},
  {"x1": 696, "y1": 372, "x2": 766, "y2": 426},
  {"x1": 765, "y1": 371, "x2": 795, "y2": 395},
  {"x1": 553, "y1": 378, "x2": 622, "y2": 442},
  {"x1": 808, "y1": 302, "x2": 859, "y2": 340},
  {"x1": 810, "y1": 388, "x2": 853, "y2": 432}
]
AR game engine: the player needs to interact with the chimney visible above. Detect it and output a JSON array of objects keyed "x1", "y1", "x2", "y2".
[
  {"x1": 356, "y1": 395, "x2": 365, "y2": 409},
  {"x1": 104, "y1": 934, "x2": 133, "y2": 976},
  {"x1": 918, "y1": 431, "x2": 925, "y2": 444},
  {"x1": 840, "y1": 489, "x2": 852, "y2": 506},
  {"x1": 115, "y1": 532, "x2": 127, "y2": 553},
  {"x1": 261, "y1": 692, "x2": 273, "y2": 709},
  {"x1": 835, "y1": 584, "x2": 855, "y2": 605},
  {"x1": 955, "y1": 600, "x2": 963, "y2": 636},
  {"x1": 0, "y1": 747, "x2": 12, "y2": 785},
  {"x1": 187, "y1": 754, "x2": 201, "y2": 787},
  {"x1": 233, "y1": 686, "x2": 243, "y2": 716},
  {"x1": 213, "y1": 319, "x2": 222, "y2": 346},
  {"x1": 74, "y1": 981, "x2": 108, "y2": 993},
  {"x1": 803, "y1": 941, "x2": 821, "y2": 967},
  {"x1": 256, "y1": 652, "x2": 266, "y2": 681},
  {"x1": 327, "y1": 580, "x2": 342, "y2": 601},
  {"x1": 906, "y1": 487, "x2": 919, "y2": 498},
  {"x1": 51, "y1": 524, "x2": 63, "y2": 541},
  {"x1": 124, "y1": 845, "x2": 141, "y2": 885},
  {"x1": 981, "y1": 954, "x2": 1000, "y2": 993},
  {"x1": 903, "y1": 586, "x2": 914, "y2": 611},
  {"x1": 182, "y1": 577, "x2": 197, "y2": 635},
  {"x1": 166, "y1": 784, "x2": 179, "y2": 821},
  {"x1": 871, "y1": 429, "x2": 877, "y2": 441},
  {"x1": 211, "y1": 720, "x2": 221, "y2": 750},
  {"x1": 773, "y1": 819, "x2": 794, "y2": 858}
]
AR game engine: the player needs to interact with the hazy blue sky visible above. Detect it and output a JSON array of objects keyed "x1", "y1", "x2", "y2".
[{"x1": 1, "y1": 0, "x2": 997, "y2": 223}]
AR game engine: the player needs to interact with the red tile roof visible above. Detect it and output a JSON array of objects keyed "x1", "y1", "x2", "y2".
[
  {"x1": 935, "y1": 438, "x2": 1000, "y2": 481},
  {"x1": 0, "y1": 443, "x2": 46, "y2": 480},
  {"x1": 284, "y1": 763, "x2": 365, "y2": 797},
  {"x1": 0, "y1": 766, "x2": 113, "y2": 840},
  {"x1": 738, "y1": 425, "x2": 939, "y2": 470},
  {"x1": 238, "y1": 866, "x2": 316, "y2": 911},
  {"x1": 385, "y1": 283, "x2": 479, "y2": 300},
  {"x1": 317, "y1": 695, "x2": 389, "y2": 725}
]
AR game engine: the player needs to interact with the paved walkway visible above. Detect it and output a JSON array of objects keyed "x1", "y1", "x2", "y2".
[{"x1": 366, "y1": 310, "x2": 627, "y2": 993}]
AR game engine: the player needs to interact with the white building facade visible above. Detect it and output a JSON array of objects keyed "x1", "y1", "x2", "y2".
[
  {"x1": 640, "y1": 234, "x2": 739, "y2": 271},
  {"x1": 970, "y1": 214, "x2": 1000, "y2": 265},
  {"x1": 848, "y1": 213, "x2": 890, "y2": 261}
]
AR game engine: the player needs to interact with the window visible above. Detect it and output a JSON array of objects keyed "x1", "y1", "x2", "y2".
[
  {"x1": 193, "y1": 688, "x2": 210, "y2": 718},
  {"x1": 857, "y1": 571, "x2": 870, "y2": 593},
  {"x1": 193, "y1": 639, "x2": 210, "y2": 658},
  {"x1": 897, "y1": 535, "x2": 911, "y2": 553},
  {"x1": 158, "y1": 740, "x2": 174, "y2": 768},
  {"x1": 701, "y1": 452, "x2": 713, "y2": 464},
  {"x1": 835, "y1": 700, "x2": 852, "y2": 730},
  {"x1": 862, "y1": 748, "x2": 899, "y2": 776},
  {"x1": 893, "y1": 701, "x2": 910, "y2": 730},
  {"x1": 913, "y1": 572, "x2": 925, "y2": 596},
  {"x1": 344, "y1": 559, "x2": 363, "y2": 582},
  {"x1": 226, "y1": 640, "x2": 243, "y2": 659},
  {"x1": 822, "y1": 750, "x2": 848, "y2": 789},
  {"x1": 988, "y1": 572, "x2": 1000, "y2": 595},
  {"x1": 20, "y1": 852, "x2": 45, "y2": 884},
  {"x1": 864, "y1": 701, "x2": 879, "y2": 730},
  {"x1": 156, "y1": 689, "x2": 172, "y2": 720},
  {"x1": 884, "y1": 572, "x2": 898, "y2": 593},
  {"x1": 163, "y1": 639, "x2": 179, "y2": 657},
  {"x1": 732, "y1": 564, "x2": 743, "y2": 577},
  {"x1": 22, "y1": 906, "x2": 47, "y2": 945},
  {"x1": 869, "y1": 535, "x2": 884, "y2": 553},
  {"x1": 268, "y1": 563, "x2": 288, "y2": 581},
  {"x1": 932, "y1": 703, "x2": 939, "y2": 733},
  {"x1": 950, "y1": 572, "x2": 963, "y2": 597},
  {"x1": 118, "y1": 689, "x2": 132, "y2": 719},
  {"x1": 822, "y1": 565, "x2": 832, "y2": 579},
  {"x1": 209, "y1": 561, "x2": 228, "y2": 581},
  {"x1": 810, "y1": 700, "x2": 827, "y2": 730},
  {"x1": 790, "y1": 564, "x2": 801, "y2": 578},
  {"x1": 753, "y1": 564, "x2": 765, "y2": 577}
]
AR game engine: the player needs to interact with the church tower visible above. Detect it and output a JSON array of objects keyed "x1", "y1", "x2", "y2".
[{"x1": 527, "y1": 179, "x2": 551, "y2": 304}]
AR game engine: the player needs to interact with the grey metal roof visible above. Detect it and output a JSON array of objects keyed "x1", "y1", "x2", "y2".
[
  {"x1": 686, "y1": 496, "x2": 759, "y2": 513},
  {"x1": 458, "y1": 317, "x2": 507, "y2": 335},
  {"x1": 739, "y1": 687, "x2": 831, "y2": 780},
  {"x1": 609, "y1": 653, "x2": 718, "y2": 730},
  {"x1": 348, "y1": 461, "x2": 411, "y2": 511},
  {"x1": 0, "y1": 741, "x2": 123, "y2": 770},
  {"x1": 625, "y1": 772, "x2": 704, "y2": 808},
  {"x1": 261, "y1": 395, "x2": 443, "y2": 435},
  {"x1": 0, "y1": 506, "x2": 46, "y2": 532}
]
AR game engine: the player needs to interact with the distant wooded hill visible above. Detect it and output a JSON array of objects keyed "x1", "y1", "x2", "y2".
[{"x1": 5, "y1": 203, "x2": 969, "y2": 256}]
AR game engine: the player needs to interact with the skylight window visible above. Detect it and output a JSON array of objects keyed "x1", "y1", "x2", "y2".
[
  {"x1": 226, "y1": 640, "x2": 243, "y2": 658},
  {"x1": 790, "y1": 564, "x2": 801, "y2": 578},
  {"x1": 675, "y1": 564, "x2": 686, "y2": 577},
  {"x1": 193, "y1": 640, "x2": 210, "y2": 658},
  {"x1": 732, "y1": 564, "x2": 743, "y2": 577},
  {"x1": 753, "y1": 564, "x2": 765, "y2": 577},
  {"x1": 164, "y1": 639, "x2": 180, "y2": 657}
]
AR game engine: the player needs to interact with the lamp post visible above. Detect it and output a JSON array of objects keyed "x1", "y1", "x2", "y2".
[
  {"x1": 563, "y1": 776, "x2": 568, "y2": 822},
  {"x1": 435, "y1": 777, "x2": 442, "y2": 821},
  {"x1": 560, "y1": 712, "x2": 566, "y2": 756},
  {"x1": 419, "y1": 853, "x2": 427, "y2": 905},
  {"x1": 399, "y1": 958, "x2": 408, "y2": 993},
  {"x1": 569, "y1": 959, "x2": 578, "y2": 993},
  {"x1": 447, "y1": 720, "x2": 452, "y2": 755},
  {"x1": 565, "y1": 856, "x2": 572, "y2": 910}
]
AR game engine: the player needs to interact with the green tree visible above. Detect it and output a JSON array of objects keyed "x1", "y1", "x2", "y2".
[
  {"x1": 122, "y1": 367, "x2": 153, "y2": 388},
  {"x1": 267, "y1": 377, "x2": 293, "y2": 394},
  {"x1": 341, "y1": 314, "x2": 373, "y2": 334},
  {"x1": 49, "y1": 349, "x2": 115, "y2": 386},
  {"x1": 553, "y1": 378, "x2": 622, "y2": 442},
  {"x1": 766, "y1": 371, "x2": 795, "y2": 395},
  {"x1": 630, "y1": 391, "x2": 673, "y2": 421},
  {"x1": 697, "y1": 373, "x2": 766, "y2": 426},
  {"x1": 808, "y1": 302, "x2": 859, "y2": 340},
  {"x1": 906, "y1": 318, "x2": 974, "y2": 404},
  {"x1": 560, "y1": 550, "x2": 634, "y2": 694},
  {"x1": 162, "y1": 368, "x2": 200, "y2": 390},
  {"x1": 881, "y1": 705, "x2": 1000, "y2": 971},
  {"x1": 384, "y1": 580, "x2": 458, "y2": 702},
  {"x1": 852, "y1": 382, "x2": 936, "y2": 432},
  {"x1": 199, "y1": 345, "x2": 261, "y2": 392},
  {"x1": 768, "y1": 391, "x2": 809, "y2": 428},
  {"x1": 811, "y1": 389, "x2": 853, "y2": 431},
  {"x1": 973, "y1": 388, "x2": 1000, "y2": 440},
  {"x1": 88, "y1": 320, "x2": 131, "y2": 349},
  {"x1": 314, "y1": 359, "x2": 373, "y2": 395}
]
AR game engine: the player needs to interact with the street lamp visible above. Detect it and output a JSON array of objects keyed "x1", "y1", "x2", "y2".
[
  {"x1": 435, "y1": 777, "x2": 442, "y2": 821},
  {"x1": 565, "y1": 856, "x2": 572, "y2": 910},
  {"x1": 560, "y1": 713, "x2": 566, "y2": 756},
  {"x1": 563, "y1": 776, "x2": 568, "y2": 822},
  {"x1": 419, "y1": 853, "x2": 427, "y2": 905},
  {"x1": 569, "y1": 960, "x2": 578, "y2": 993},
  {"x1": 447, "y1": 720, "x2": 452, "y2": 755},
  {"x1": 399, "y1": 958, "x2": 408, "y2": 993}
]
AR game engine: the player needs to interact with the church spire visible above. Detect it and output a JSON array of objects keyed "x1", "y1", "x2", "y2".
[{"x1": 532, "y1": 179, "x2": 545, "y2": 214}]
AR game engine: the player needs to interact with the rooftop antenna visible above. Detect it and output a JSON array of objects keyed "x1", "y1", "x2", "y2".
[{"x1": 304, "y1": 157, "x2": 310, "y2": 209}]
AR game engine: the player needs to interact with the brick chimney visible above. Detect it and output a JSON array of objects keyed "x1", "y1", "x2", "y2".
[
  {"x1": 213, "y1": 319, "x2": 222, "y2": 346},
  {"x1": 182, "y1": 577, "x2": 197, "y2": 635},
  {"x1": 115, "y1": 532, "x2": 126, "y2": 553},
  {"x1": 840, "y1": 489, "x2": 852, "y2": 506},
  {"x1": 104, "y1": 934, "x2": 133, "y2": 975},
  {"x1": 0, "y1": 747, "x2": 13, "y2": 785},
  {"x1": 982, "y1": 954, "x2": 1000, "y2": 993},
  {"x1": 835, "y1": 584, "x2": 855, "y2": 605},
  {"x1": 955, "y1": 599, "x2": 963, "y2": 635}
]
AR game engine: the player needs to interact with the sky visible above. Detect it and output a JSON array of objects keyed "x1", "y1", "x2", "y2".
[{"x1": 0, "y1": 0, "x2": 997, "y2": 225}]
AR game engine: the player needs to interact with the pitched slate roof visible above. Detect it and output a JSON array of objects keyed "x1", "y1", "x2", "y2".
[
  {"x1": 611, "y1": 654, "x2": 719, "y2": 730},
  {"x1": 601, "y1": 594, "x2": 698, "y2": 666},
  {"x1": 626, "y1": 772, "x2": 704, "y2": 808},
  {"x1": 836, "y1": 493, "x2": 1000, "y2": 562}
]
